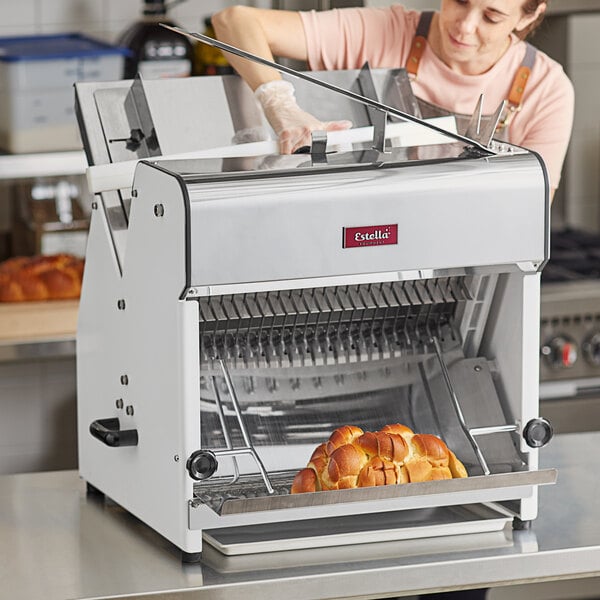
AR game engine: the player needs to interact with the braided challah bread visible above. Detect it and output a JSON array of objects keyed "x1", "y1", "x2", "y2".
[
  {"x1": 291, "y1": 424, "x2": 467, "y2": 494},
  {"x1": 0, "y1": 254, "x2": 84, "y2": 302}
]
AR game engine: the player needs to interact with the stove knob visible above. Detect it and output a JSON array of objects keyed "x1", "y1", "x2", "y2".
[
  {"x1": 582, "y1": 332, "x2": 600, "y2": 366},
  {"x1": 541, "y1": 335, "x2": 578, "y2": 369}
]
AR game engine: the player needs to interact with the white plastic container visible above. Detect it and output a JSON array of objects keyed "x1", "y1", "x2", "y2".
[{"x1": 0, "y1": 34, "x2": 129, "y2": 153}]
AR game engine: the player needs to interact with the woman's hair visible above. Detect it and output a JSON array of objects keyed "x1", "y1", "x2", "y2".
[{"x1": 516, "y1": 0, "x2": 548, "y2": 39}]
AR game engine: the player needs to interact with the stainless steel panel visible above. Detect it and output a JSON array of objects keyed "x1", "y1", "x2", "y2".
[
  {"x1": 541, "y1": 396, "x2": 600, "y2": 433},
  {"x1": 157, "y1": 153, "x2": 546, "y2": 288}
]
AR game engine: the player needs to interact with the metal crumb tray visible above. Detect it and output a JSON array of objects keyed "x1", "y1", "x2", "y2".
[{"x1": 202, "y1": 503, "x2": 513, "y2": 555}]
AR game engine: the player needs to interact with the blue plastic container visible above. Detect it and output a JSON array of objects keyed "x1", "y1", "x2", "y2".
[{"x1": 0, "y1": 33, "x2": 129, "y2": 153}]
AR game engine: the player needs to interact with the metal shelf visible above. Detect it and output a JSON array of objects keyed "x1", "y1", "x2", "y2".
[{"x1": 0, "y1": 150, "x2": 87, "y2": 181}]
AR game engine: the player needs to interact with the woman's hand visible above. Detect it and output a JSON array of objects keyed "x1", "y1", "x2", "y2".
[
  {"x1": 255, "y1": 80, "x2": 352, "y2": 154},
  {"x1": 213, "y1": 7, "x2": 351, "y2": 154}
]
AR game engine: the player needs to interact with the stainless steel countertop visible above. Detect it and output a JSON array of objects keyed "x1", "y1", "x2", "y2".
[
  {"x1": 1, "y1": 433, "x2": 599, "y2": 600},
  {"x1": 0, "y1": 338, "x2": 76, "y2": 363}
]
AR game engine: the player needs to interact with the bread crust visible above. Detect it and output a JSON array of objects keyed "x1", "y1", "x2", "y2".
[
  {"x1": 0, "y1": 254, "x2": 84, "y2": 302},
  {"x1": 290, "y1": 424, "x2": 468, "y2": 494}
]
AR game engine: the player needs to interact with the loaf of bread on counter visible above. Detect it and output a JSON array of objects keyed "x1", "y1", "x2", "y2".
[
  {"x1": 0, "y1": 254, "x2": 84, "y2": 302},
  {"x1": 291, "y1": 424, "x2": 467, "y2": 494}
]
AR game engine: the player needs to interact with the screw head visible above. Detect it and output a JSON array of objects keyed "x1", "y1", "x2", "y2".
[
  {"x1": 125, "y1": 405, "x2": 134, "y2": 416},
  {"x1": 174, "y1": 455, "x2": 180, "y2": 462},
  {"x1": 91, "y1": 201, "x2": 98, "y2": 210},
  {"x1": 116, "y1": 398, "x2": 124, "y2": 409},
  {"x1": 131, "y1": 189, "x2": 138, "y2": 198},
  {"x1": 117, "y1": 299, "x2": 126, "y2": 310},
  {"x1": 120, "y1": 374, "x2": 129, "y2": 385},
  {"x1": 154, "y1": 203, "x2": 164, "y2": 217}
]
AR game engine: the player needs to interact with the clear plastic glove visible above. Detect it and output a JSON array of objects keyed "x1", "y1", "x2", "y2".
[
  {"x1": 255, "y1": 80, "x2": 352, "y2": 155},
  {"x1": 231, "y1": 126, "x2": 270, "y2": 145}
]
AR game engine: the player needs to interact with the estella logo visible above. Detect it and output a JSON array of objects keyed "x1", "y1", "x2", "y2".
[{"x1": 343, "y1": 224, "x2": 398, "y2": 248}]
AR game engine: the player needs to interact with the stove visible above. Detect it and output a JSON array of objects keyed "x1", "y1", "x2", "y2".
[
  {"x1": 542, "y1": 228, "x2": 600, "y2": 283},
  {"x1": 539, "y1": 229, "x2": 600, "y2": 432}
]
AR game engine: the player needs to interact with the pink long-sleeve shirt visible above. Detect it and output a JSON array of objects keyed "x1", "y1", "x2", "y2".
[{"x1": 300, "y1": 5, "x2": 574, "y2": 189}]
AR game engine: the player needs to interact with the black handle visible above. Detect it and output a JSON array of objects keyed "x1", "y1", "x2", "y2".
[{"x1": 90, "y1": 418, "x2": 138, "y2": 447}]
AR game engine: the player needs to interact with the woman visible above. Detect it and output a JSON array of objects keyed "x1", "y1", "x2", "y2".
[{"x1": 212, "y1": 1, "x2": 573, "y2": 197}]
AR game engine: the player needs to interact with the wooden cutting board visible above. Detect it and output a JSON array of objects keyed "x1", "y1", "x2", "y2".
[{"x1": 0, "y1": 299, "x2": 79, "y2": 342}]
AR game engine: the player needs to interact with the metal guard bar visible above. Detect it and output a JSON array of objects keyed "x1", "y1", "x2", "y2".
[{"x1": 192, "y1": 468, "x2": 557, "y2": 516}]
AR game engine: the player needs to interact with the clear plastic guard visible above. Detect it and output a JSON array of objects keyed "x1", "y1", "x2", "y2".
[{"x1": 161, "y1": 24, "x2": 496, "y2": 176}]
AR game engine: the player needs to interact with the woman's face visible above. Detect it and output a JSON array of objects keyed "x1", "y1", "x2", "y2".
[{"x1": 438, "y1": 0, "x2": 545, "y2": 69}]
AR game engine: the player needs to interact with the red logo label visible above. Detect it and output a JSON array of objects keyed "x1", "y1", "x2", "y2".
[{"x1": 343, "y1": 224, "x2": 398, "y2": 248}]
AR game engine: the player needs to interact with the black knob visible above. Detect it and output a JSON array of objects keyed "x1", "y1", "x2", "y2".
[
  {"x1": 186, "y1": 450, "x2": 218, "y2": 481},
  {"x1": 541, "y1": 335, "x2": 578, "y2": 369},
  {"x1": 582, "y1": 332, "x2": 600, "y2": 366},
  {"x1": 523, "y1": 418, "x2": 553, "y2": 448}
]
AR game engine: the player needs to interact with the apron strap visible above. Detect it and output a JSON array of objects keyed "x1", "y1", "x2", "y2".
[
  {"x1": 498, "y1": 42, "x2": 537, "y2": 131},
  {"x1": 406, "y1": 11, "x2": 434, "y2": 77},
  {"x1": 507, "y1": 42, "x2": 536, "y2": 106}
]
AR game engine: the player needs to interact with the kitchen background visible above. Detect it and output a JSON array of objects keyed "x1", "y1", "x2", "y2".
[
  {"x1": 1, "y1": 4, "x2": 599, "y2": 598},
  {"x1": 1, "y1": 0, "x2": 600, "y2": 471},
  {"x1": 0, "y1": 0, "x2": 598, "y2": 240}
]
